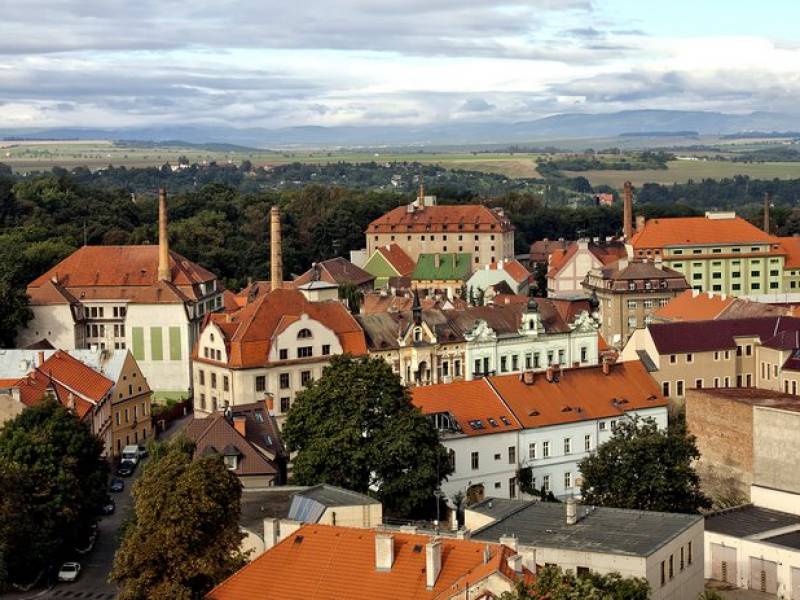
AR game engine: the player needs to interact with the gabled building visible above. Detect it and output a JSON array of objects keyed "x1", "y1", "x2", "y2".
[
  {"x1": 653, "y1": 289, "x2": 792, "y2": 323},
  {"x1": 192, "y1": 288, "x2": 367, "y2": 422},
  {"x1": 412, "y1": 252, "x2": 472, "y2": 299},
  {"x1": 362, "y1": 243, "x2": 416, "y2": 289},
  {"x1": 184, "y1": 401, "x2": 285, "y2": 488},
  {"x1": 631, "y1": 212, "x2": 785, "y2": 296},
  {"x1": 366, "y1": 192, "x2": 515, "y2": 265},
  {"x1": 547, "y1": 239, "x2": 628, "y2": 298},
  {"x1": 467, "y1": 259, "x2": 532, "y2": 303},
  {"x1": 293, "y1": 257, "x2": 374, "y2": 293},
  {"x1": 18, "y1": 190, "x2": 223, "y2": 398},
  {"x1": 206, "y1": 524, "x2": 532, "y2": 600}
]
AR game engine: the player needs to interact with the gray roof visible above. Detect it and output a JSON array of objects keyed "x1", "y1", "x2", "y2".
[
  {"x1": 764, "y1": 531, "x2": 800, "y2": 550},
  {"x1": 472, "y1": 499, "x2": 701, "y2": 557},
  {"x1": 636, "y1": 350, "x2": 658, "y2": 373},
  {"x1": 469, "y1": 498, "x2": 533, "y2": 523},
  {"x1": 705, "y1": 505, "x2": 800, "y2": 538},
  {"x1": 239, "y1": 488, "x2": 300, "y2": 532},
  {"x1": 298, "y1": 484, "x2": 380, "y2": 507}
]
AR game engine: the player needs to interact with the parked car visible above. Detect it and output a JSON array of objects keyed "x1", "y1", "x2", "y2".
[
  {"x1": 116, "y1": 460, "x2": 136, "y2": 477},
  {"x1": 57, "y1": 562, "x2": 81, "y2": 583},
  {"x1": 109, "y1": 477, "x2": 124, "y2": 492},
  {"x1": 121, "y1": 444, "x2": 148, "y2": 464},
  {"x1": 100, "y1": 496, "x2": 115, "y2": 515}
]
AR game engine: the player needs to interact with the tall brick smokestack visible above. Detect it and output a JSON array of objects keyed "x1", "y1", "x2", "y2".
[
  {"x1": 157, "y1": 188, "x2": 171, "y2": 282},
  {"x1": 623, "y1": 181, "x2": 633, "y2": 241},
  {"x1": 270, "y1": 206, "x2": 283, "y2": 290},
  {"x1": 764, "y1": 192, "x2": 771, "y2": 234}
]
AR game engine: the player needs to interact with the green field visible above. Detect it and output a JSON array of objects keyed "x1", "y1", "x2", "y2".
[{"x1": 563, "y1": 159, "x2": 800, "y2": 188}]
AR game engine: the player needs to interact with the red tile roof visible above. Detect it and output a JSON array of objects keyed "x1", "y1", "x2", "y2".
[
  {"x1": 203, "y1": 289, "x2": 367, "y2": 369},
  {"x1": 547, "y1": 241, "x2": 627, "y2": 278},
  {"x1": 655, "y1": 289, "x2": 735, "y2": 322},
  {"x1": 485, "y1": 259, "x2": 531, "y2": 284},
  {"x1": 375, "y1": 244, "x2": 416, "y2": 277},
  {"x1": 487, "y1": 361, "x2": 666, "y2": 430},
  {"x1": 367, "y1": 205, "x2": 513, "y2": 234},
  {"x1": 206, "y1": 525, "x2": 528, "y2": 600},
  {"x1": 294, "y1": 258, "x2": 375, "y2": 288},
  {"x1": 39, "y1": 350, "x2": 114, "y2": 402},
  {"x1": 412, "y1": 380, "x2": 522, "y2": 436},
  {"x1": 779, "y1": 236, "x2": 800, "y2": 269},
  {"x1": 28, "y1": 245, "x2": 219, "y2": 304},
  {"x1": 631, "y1": 215, "x2": 777, "y2": 248}
]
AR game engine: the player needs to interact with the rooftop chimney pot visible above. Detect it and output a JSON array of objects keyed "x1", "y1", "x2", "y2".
[
  {"x1": 375, "y1": 534, "x2": 394, "y2": 571},
  {"x1": 426, "y1": 539, "x2": 442, "y2": 589},
  {"x1": 270, "y1": 206, "x2": 283, "y2": 290},
  {"x1": 566, "y1": 496, "x2": 578, "y2": 525}
]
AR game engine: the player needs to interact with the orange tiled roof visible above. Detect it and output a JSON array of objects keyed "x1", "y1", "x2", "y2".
[
  {"x1": 780, "y1": 236, "x2": 800, "y2": 269},
  {"x1": 487, "y1": 361, "x2": 666, "y2": 429},
  {"x1": 547, "y1": 241, "x2": 627, "y2": 278},
  {"x1": 376, "y1": 244, "x2": 416, "y2": 277},
  {"x1": 631, "y1": 216, "x2": 777, "y2": 248},
  {"x1": 412, "y1": 380, "x2": 522, "y2": 436},
  {"x1": 40, "y1": 350, "x2": 114, "y2": 403},
  {"x1": 654, "y1": 289, "x2": 734, "y2": 322},
  {"x1": 28, "y1": 245, "x2": 218, "y2": 304},
  {"x1": 367, "y1": 205, "x2": 513, "y2": 234},
  {"x1": 11, "y1": 370, "x2": 94, "y2": 419},
  {"x1": 206, "y1": 525, "x2": 527, "y2": 600},
  {"x1": 485, "y1": 259, "x2": 531, "y2": 284},
  {"x1": 204, "y1": 289, "x2": 367, "y2": 369}
]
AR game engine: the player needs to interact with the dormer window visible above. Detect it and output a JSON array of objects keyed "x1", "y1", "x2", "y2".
[
  {"x1": 297, "y1": 328, "x2": 312, "y2": 339},
  {"x1": 223, "y1": 455, "x2": 238, "y2": 470}
]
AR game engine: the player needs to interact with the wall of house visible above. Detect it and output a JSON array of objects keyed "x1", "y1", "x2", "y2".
[
  {"x1": 20, "y1": 304, "x2": 82, "y2": 349},
  {"x1": 596, "y1": 290, "x2": 679, "y2": 348},
  {"x1": 440, "y1": 431, "x2": 520, "y2": 502},
  {"x1": 649, "y1": 348, "x2": 737, "y2": 405},
  {"x1": 645, "y1": 520, "x2": 704, "y2": 600},
  {"x1": 686, "y1": 389, "x2": 754, "y2": 504},
  {"x1": 530, "y1": 544, "x2": 646, "y2": 582},
  {"x1": 0, "y1": 391, "x2": 24, "y2": 426},
  {"x1": 318, "y1": 504, "x2": 383, "y2": 528},
  {"x1": 368, "y1": 229, "x2": 514, "y2": 266},
  {"x1": 751, "y1": 485, "x2": 800, "y2": 516},
  {"x1": 753, "y1": 406, "x2": 800, "y2": 495},
  {"x1": 110, "y1": 352, "x2": 153, "y2": 456},
  {"x1": 467, "y1": 267, "x2": 523, "y2": 298},
  {"x1": 755, "y1": 346, "x2": 789, "y2": 391},
  {"x1": 704, "y1": 531, "x2": 800, "y2": 597},
  {"x1": 548, "y1": 247, "x2": 599, "y2": 297}
]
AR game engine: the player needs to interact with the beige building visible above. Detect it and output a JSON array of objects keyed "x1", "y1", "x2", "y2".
[
  {"x1": 547, "y1": 239, "x2": 628, "y2": 298},
  {"x1": 582, "y1": 258, "x2": 689, "y2": 348},
  {"x1": 365, "y1": 194, "x2": 514, "y2": 266},
  {"x1": 622, "y1": 316, "x2": 800, "y2": 407}
]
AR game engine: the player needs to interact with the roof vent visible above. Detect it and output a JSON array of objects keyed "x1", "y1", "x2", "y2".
[
  {"x1": 294, "y1": 535, "x2": 304, "y2": 544},
  {"x1": 528, "y1": 409, "x2": 540, "y2": 417}
]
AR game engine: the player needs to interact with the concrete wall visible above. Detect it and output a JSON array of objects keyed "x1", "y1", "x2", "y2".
[
  {"x1": 318, "y1": 504, "x2": 383, "y2": 528},
  {"x1": 645, "y1": 519, "x2": 705, "y2": 600},
  {"x1": 751, "y1": 485, "x2": 800, "y2": 516},
  {"x1": 548, "y1": 247, "x2": 599, "y2": 297},
  {"x1": 753, "y1": 406, "x2": 800, "y2": 495},
  {"x1": 686, "y1": 389, "x2": 754, "y2": 504},
  {"x1": 19, "y1": 304, "x2": 80, "y2": 350},
  {"x1": 704, "y1": 530, "x2": 800, "y2": 597}
]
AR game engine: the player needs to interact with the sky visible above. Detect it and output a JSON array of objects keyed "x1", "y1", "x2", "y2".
[{"x1": 2, "y1": 0, "x2": 800, "y2": 130}]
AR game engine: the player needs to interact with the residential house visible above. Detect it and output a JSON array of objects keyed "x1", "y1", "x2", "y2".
[
  {"x1": 686, "y1": 387, "x2": 800, "y2": 506},
  {"x1": 0, "y1": 348, "x2": 152, "y2": 456},
  {"x1": 206, "y1": 524, "x2": 532, "y2": 600},
  {"x1": 621, "y1": 316, "x2": 800, "y2": 406},
  {"x1": 412, "y1": 252, "x2": 472, "y2": 299},
  {"x1": 366, "y1": 193, "x2": 515, "y2": 265},
  {"x1": 466, "y1": 259, "x2": 532, "y2": 303},
  {"x1": 630, "y1": 212, "x2": 786, "y2": 296},
  {"x1": 293, "y1": 257, "x2": 374, "y2": 293},
  {"x1": 528, "y1": 238, "x2": 569, "y2": 271},
  {"x1": 18, "y1": 190, "x2": 223, "y2": 399},
  {"x1": 192, "y1": 288, "x2": 367, "y2": 423},
  {"x1": 653, "y1": 289, "x2": 793, "y2": 323},
  {"x1": 547, "y1": 239, "x2": 628, "y2": 298},
  {"x1": 582, "y1": 258, "x2": 689, "y2": 348},
  {"x1": 412, "y1": 379, "x2": 523, "y2": 502},
  {"x1": 239, "y1": 485, "x2": 382, "y2": 558},
  {"x1": 362, "y1": 243, "x2": 416, "y2": 289},
  {"x1": 470, "y1": 497, "x2": 704, "y2": 600}
]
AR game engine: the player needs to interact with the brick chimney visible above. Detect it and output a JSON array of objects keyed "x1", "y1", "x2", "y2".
[
  {"x1": 565, "y1": 496, "x2": 578, "y2": 525},
  {"x1": 764, "y1": 192, "x2": 771, "y2": 234},
  {"x1": 157, "y1": 188, "x2": 171, "y2": 282},
  {"x1": 545, "y1": 365, "x2": 554, "y2": 382},
  {"x1": 636, "y1": 215, "x2": 646, "y2": 233},
  {"x1": 623, "y1": 181, "x2": 633, "y2": 241},
  {"x1": 232, "y1": 415, "x2": 247, "y2": 437},
  {"x1": 37, "y1": 351, "x2": 45, "y2": 368},
  {"x1": 270, "y1": 206, "x2": 283, "y2": 290},
  {"x1": 426, "y1": 538, "x2": 442, "y2": 589},
  {"x1": 375, "y1": 533, "x2": 394, "y2": 571}
]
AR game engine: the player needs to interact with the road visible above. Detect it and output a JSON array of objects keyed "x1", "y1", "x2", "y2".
[{"x1": 4, "y1": 415, "x2": 191, "y2": 600}]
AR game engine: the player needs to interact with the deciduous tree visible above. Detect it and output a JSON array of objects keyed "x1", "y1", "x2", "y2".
[
  {"x1": 110, "y1": 437, "x2": 246, "y2": 600},
  {"x1": 283, "y1": 355, "x2": 452, "y2": 517},
  {"x1": 499, "y1": 565, "x2": 650, "y2": 600}
]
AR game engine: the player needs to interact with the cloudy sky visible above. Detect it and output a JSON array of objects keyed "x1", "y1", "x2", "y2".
[{"x1": 2, "y1": 0, "x2": 800, "y2": 129}]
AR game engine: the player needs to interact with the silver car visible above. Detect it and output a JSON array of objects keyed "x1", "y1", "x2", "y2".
[{"x1": 57, "y1": 562, "x2": 81, "y2": 582}]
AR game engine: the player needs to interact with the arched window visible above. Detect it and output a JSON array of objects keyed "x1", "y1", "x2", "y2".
[
  {"x1": 414, "y1": 327, "x2": 422, "y2": 342},
  {"x1": 297, "y1": 328, "x2": 313, "y2": 339}
]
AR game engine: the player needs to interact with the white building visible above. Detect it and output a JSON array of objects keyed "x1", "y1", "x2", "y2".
[
  {"x1": 464, "y1": 297, "x2": 600, "y2": 380},
  {"x1": 466, "y1": 259, "x2": 532, "y2": 301},
  {"x1": 413, "y1": 360, "x2": 669, "y2": 503},
  {"x1": 18, "y1": 190, "x2": 222, "y2": 399},
  {"x1": 469, "y1": 497, "x2": 704, "y2": 600}
]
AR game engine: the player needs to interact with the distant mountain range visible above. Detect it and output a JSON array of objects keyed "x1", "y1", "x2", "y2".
[{"x1": 2, "y1": 110, "x2": 799, "y2": 148}]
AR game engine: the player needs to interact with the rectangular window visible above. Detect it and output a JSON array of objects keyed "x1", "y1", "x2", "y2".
[
  {"x1": 511, "y1": 354, "x2": 519, "y2": 371},
  {"x1": 500, "y1": 356, "x2": 508, "y2": 373},
  {"x1": 474, "y1": 359, "x2": 481, "y2": 376},
  {"x1": 279, "y1": 373, "x2": 290, "y2": 389},
  {"x1": 150, "y1": 327, "x2": 163, "y2": 361},
  {"x1": 558, "y1": 349, "x2": 565, "y2": 365},
  {"x1": 301, "y1": 370, "x2": 312, "y2": 386},
  {"x1": 297, "y1": 346, "x2": 313, "y2": 359},
  {"x1": 168, "y1": 326, "x2": 182, "y2": 360},
  {"x1": 660, "y1": 561, "x2": 666, "y2": 586},
  {"x1": 542, "y1": 475, "x2": 550, "y2": 492},
  {"x1": 564, "y1": 438, "x2": 571, "y2": 454},
  {"x1": 198, "y1": 369, "x2": 205, "y2": 385},
  {"x1": 580, "y1": 347, "x2": 587, "y2": 362},
  {"x1": 279, "y1": 348, "x2": 288, "y2": 360},
  {"x1": 584, "y1": 434, "x2": 591, "y2": 452},
  {"x1": 542, "y1": 441, "x2": 550, "y2": 458},
  {"x1": 525, "y1": 354, "x2": 532, "y2": 369},
  {"x1": 688, "y1": 542, "x2": 693, "y2": 565},
  {"x1": 508, "y1": 446, "x2": 516, "y2": 464},
  {"x1": 677, "y1": 380, "x2": 684, "y2": 396},
  {"x1": 695, "y1": 378, "x2": 703, "y2": 389},
  {"x1": 528, "y1": 443, "x2": 536, "y2": 460},
  {"x1": 280, "y1": 397, "x2": 290, "y2": 413},
  {"x1": 322, "y1": 344, "x2": 331, "y2": 355},
  {"x1": 210, "y1": 373, "x2": 217, "y2": 389},
  {"x1": 686, "y1": 353, "x2": 693, "y2": 363},
  {"x1": 533, "y1": 353, "x2": 541, "y2": 368},
  {"x1": 662, "y1": 381, "x2": 670, "y2": 396},
  {"x1": 564, "y1": 471, "x2": 572, "y2": 489},
  {"x1": 131, "y1": 327, "x2": 145, "y2": 361},
  {"x1": 454, "y1": 360, "x2": 461, "y2": 377},
  {"x1": 223, "y1": 376, "x2": 229, "y2": 392},
  {"x1": 471, "y1": 451, "x2": 479, "y2": 470},
  {"x1": 669, "y1": 555, "x2": 674, "y2": 579},
  {"x1": 669, "y1": 354, "x2": 676, "y2": 364},
  {"x1": 255, "y1": 376, "x2": 266, "y2": 392}
]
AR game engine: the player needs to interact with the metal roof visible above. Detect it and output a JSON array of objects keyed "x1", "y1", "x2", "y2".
[{"x1": 473, "y1": 499, "x2": 701, "y2": 557}]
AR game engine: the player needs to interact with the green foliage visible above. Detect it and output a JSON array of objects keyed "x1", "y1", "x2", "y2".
[
  {"x1": 499, "y1": 565, "x2": 650, "y2": 600},
  {"x1": 697, "y1": 590, "x2": 725, "y2": 600},
  {"x1": 0, "y1": 400, "x2": 107, "y2": 589},
  {"x1": 110, "y1": 437, "x2": 246, "y2": 600},
  {"x1": 579, "y1": 417, "x2": 711, "y2": 514},
  {"x1": 283, "y1": 355, "x2": 452, "y2": 517}
]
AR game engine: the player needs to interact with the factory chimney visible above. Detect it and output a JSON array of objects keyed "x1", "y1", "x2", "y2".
[
  {"x1": 270, "y1": 206, "x2": 283, "y2": 290},
  {"x1": 764, "y1": 192, "x2": 772, "y2": 234},
  {"x1": 623, "y1": 181, "x2": 633, "y2": 241},
  {"x1": 157, "y1": 188, "x2": 171, "y2": 282}
]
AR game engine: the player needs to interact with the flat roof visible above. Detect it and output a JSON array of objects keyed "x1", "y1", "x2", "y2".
[
  {"x1": 705, "y1": 505, "x2": 800, "y2": 538},
  {"x1": 764, "y1": 531, "x2": 800, "y2": 550},
  {"x1": 692, "y1": 388, "x2": 800, "y2": 413},
  {"x1": 472, "y1": 499, "x2": 701, "y2": 557}
]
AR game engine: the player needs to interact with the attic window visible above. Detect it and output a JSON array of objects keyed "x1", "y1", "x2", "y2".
[
  {"x1": 413, "y1": 544, "x2": 423, "y2": 553},
  {"x1": 297, "y1": 328, "x2": 312, "y2": 339},
  {"x1": 561, "y1": 406, "x2": 572, "y2": 413},
  {"x1": 468, "y1": 420, "x2": 485, "y2": 430},
  {"x1": 528, "y1": 410, "x2": 540, "y2": 417},
  {"x1": 499, "y1": 416, "x2": 510, "y2": 425},
  {"x1": 294, "y1": 535, "x2": 304, "y2": 544},
  {"x1": 488, "y1": 418, "x2": 498, "y2": 427}
]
